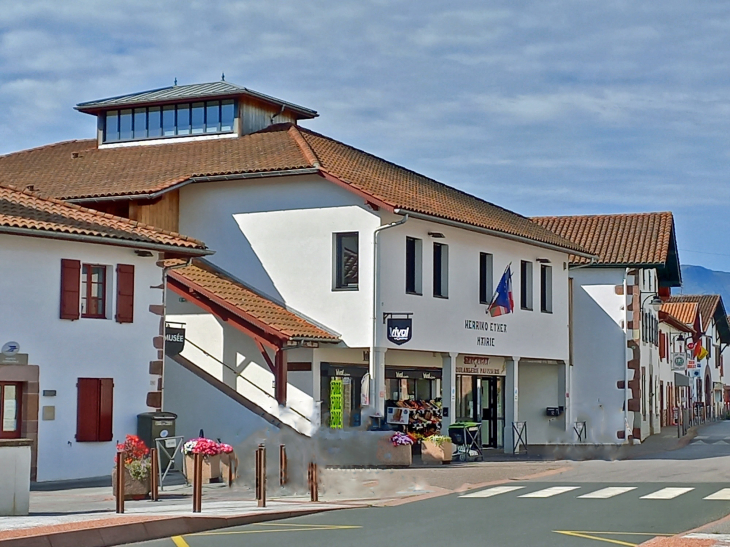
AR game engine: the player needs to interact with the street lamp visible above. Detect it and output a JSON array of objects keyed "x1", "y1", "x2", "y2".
[{"x1": 641, "y1": 293, "x2": 663, "y2": 312}]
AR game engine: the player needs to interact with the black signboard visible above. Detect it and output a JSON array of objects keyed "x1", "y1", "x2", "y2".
[
  {"x1": 165, "y1": 326, "x2": 186, "y2": 357},
  {"x1": 385, "y1": 368, "x2": 442, "y2": 380},
  {"x1": 387, "y1": 317, "x2": 412, "y2": 345}
]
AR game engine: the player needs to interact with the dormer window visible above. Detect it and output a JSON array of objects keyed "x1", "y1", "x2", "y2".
[{"x1": 103, "y1": 99, "x2": 235, "y2": 143}]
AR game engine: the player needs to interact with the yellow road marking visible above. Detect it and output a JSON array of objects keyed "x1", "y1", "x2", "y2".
[
  {"x1": 171, "y1": 536, "x2": 190, "y2": 547},
  {"x1": 554, "y1": 531, "x2": 637, "y2": 546},
  {"x1": 557, "y1": 531, "x2": 672, "y2": 536},
  {"x1": 194, "y1": 524, "x2": 362, "y2": 536}
]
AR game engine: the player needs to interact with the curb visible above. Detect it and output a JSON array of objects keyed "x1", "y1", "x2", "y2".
[{"x1": 0, "y1": 506, "x2": 346, "y2": 547}]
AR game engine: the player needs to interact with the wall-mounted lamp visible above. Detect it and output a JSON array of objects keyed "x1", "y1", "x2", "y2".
[
  {"x1": 675, "y1": 334, "x2": 685, "y2": 343},
  {"x1": 134, "y1": 249, "x2": 154, "y2": 257},
  {"x1": 641, "y1": 293, "x2": 663, "y2": 313},
  {"x1": 428, "y1": 232, "x2": 445, "y2": 238},
  {"x1": 536, "y1": 258, "x2": 551, "y2": 264}
]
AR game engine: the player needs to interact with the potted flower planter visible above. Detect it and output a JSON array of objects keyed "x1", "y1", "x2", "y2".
[
  {"x1": 113, "y1": 466, "x2": 151, "y2": 500},
  {"x1": 184, "y1": 453, "x2": 221, "y2": 483},
  {"x1": 421, "y1": 438, "x2": 453, "y2": 464},
  {"x1": 220, "y1": 451, "x2": 238, "y2": 484}
]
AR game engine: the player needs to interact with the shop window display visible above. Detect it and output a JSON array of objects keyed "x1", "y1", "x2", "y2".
[{"x1": 385, "y1": 370, "x2": 443, "y2": 436}]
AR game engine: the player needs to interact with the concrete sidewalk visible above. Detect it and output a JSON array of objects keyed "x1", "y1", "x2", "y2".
[{"x1": 0, "y1": 460, "x2": 569, "y2": 547}]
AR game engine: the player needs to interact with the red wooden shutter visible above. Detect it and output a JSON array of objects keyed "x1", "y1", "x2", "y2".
[
  {"x1": 115, "y1": 264, "x2": 135, "y2": 323},
  {"x1": 659, "y1": 333, "x2": 665, "y2": 360},
  {"x1": 98, "y1": 379, "x2": 114, "y2": 442},
  {"x1": 76, "y1": 378, "x2": 100, "y2": 442},
  {"x1": 60, "y1": 259, "x2": 81, "y2": 320}
]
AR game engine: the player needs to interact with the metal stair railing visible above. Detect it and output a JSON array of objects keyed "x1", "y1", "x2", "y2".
[{"x1": 183, "y1": 338, "x2": 311, "y2": 424}]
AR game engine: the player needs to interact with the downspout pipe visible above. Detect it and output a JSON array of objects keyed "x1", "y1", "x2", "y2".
[{"x1": 370, "y1": 214, "x2": 409, "y2": 417}]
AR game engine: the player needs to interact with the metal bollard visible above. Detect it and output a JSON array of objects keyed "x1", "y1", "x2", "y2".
[
  {"x1": 115, "y1": 450, "x2": 125, "y2": 514},
  {"x1": 256, "y1": 444, "x2": 266, "y2": 507},
  {"x1": 192, "y1": 453, "x2": 203, "y2": 513},
  {"x1": 279, "y1": 444, "x2": 287, "y2": 486},
  {"x1": 308, "y1": 462, "x2": 319, "y2": 502},
  {"x1": 150, "y1": 448, "x2": 159, "y2": 501}
]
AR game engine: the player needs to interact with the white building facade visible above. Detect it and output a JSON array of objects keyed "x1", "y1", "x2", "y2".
[{"x1": 0, "y1": 187, "x2": 207, "y2": 481}]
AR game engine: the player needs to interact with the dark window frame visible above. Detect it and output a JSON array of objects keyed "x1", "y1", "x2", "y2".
[
  {"x1": 479, "y1": 252, "x2": 493, "y2": 305},
  {"x1": 81, "y1": 264, "x2": 107, "y2": 319},
  {"x1": 540, "y1": 264, "x2": 552, "y2": 313},
  {"x1": 520, "y1": 260, "x2": 533, "y2": 311},
  {"x1": 102, "y1": 99, "x2": 236, "y2": 143},
  {"x1": 433, "y1": 242, "x2": 449, "y2": 298},
  {"x1": 334, "y1": 232, "x2": 359, "y2": 291},
  {"x1": 405, "y1": 236, "x2": 422, "y2": 295}
]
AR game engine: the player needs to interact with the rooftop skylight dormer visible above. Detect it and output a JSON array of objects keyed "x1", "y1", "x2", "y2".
[{"x1": 75, "y1": 81, "x2": 318, "y2": 148}]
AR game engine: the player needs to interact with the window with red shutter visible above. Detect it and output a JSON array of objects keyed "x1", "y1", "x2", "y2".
[
  {"x1": 116, "y1": 264, "x2": 135, "y2": 323},
  {"x1": 76, "y1": 378, "x2": 114, "y2": 442},
  {"x1": 60, "y1": 259, "x2": 81, "y2": 320}
]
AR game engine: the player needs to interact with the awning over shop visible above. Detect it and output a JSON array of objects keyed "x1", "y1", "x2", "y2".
[{"x1": 674, "y1": 372, "x2": 691, "y2": 387}]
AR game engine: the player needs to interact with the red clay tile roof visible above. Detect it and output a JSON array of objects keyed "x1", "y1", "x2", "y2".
[
  {"x1": 0, "y1": 124, "x2": 586, "y2": 254},
  {"x1": 532, "y1": 212, "x2": 675, "y2": 266},
  {"x1": 169, "y1": 260, "x2": 339, "y2": 342},
  {"x1": 0, "y1": 184, "x2": 207, "y2": 253},
  {"x1": 660, "y1": 301, "x2": 699, "y2": 327},
  {"x1": 667, "y1": 295, "x2": 722, "y2": 332}
]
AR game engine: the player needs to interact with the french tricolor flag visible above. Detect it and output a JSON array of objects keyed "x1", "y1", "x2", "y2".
[{"x1": 487, "y1": 264, "x2": 514, "y2": 317}]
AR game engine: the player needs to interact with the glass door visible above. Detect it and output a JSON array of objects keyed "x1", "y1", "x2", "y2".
[
  {"x1": 479, "y1": 377, "x2": 505, "y2": 448},
  {"x1": 0, "y1": 382, "x2": 22, "y2": 439}
]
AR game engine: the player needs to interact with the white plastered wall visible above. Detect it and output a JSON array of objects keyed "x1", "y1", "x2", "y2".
[{"x1": 0, "y1": 234, "x2": 160, "y2": 481}]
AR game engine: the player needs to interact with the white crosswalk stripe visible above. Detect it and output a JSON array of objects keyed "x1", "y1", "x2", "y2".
[
  {"x1": 578, "y1": 487, "x2": 637, "y2": 499},
  {"x1": 460, "y1": 486, "x2": 525, "y2": 498},
  {"x1": 704, "y1": 488, "x2": 730, "y2": 500},
  {"x1": 519, "y1": 486, "x2": 580, "y2": 498},
  {"x1": 640, "y1": 487, "x2": 694, "y2": 499}
]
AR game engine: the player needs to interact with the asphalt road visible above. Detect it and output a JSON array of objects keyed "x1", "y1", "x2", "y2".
[{"x1": 130, "y1": 421, "x2": 730, "y2": 547}]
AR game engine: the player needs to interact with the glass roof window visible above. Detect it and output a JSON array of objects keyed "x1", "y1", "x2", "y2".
[{"x1": 103, "y1": 99, "x2": 235, "y2": 143}]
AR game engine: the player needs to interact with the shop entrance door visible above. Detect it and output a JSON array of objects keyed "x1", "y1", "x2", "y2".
[
  {"x1": 479, "y1": 377, "x2": 504, "y2": 448},
  {"x1": 0, "y1": 382, "x2": 22, "y2": 439}
]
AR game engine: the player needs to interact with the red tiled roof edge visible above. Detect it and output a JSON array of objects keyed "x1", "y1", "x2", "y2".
[{"x1": 0, "y1": 183, "x2": 207, "y2": 251}]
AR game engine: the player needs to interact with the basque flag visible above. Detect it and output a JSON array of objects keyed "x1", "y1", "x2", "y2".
[{"x1": 488, "y1": 264, "x2": 514, "y2": 317}]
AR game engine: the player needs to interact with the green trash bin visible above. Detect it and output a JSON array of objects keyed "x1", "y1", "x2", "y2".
[{"x1": 137, "y1": 412, "x2": 177, "y2": 469}]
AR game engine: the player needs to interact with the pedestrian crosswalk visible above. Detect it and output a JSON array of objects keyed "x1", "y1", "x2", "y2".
[{"x1": 460, "y1": 485, "x2": 730, "y2": 501}]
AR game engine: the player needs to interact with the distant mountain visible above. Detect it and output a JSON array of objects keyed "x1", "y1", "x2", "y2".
[{"x1": 679, "y1": 265, "x2": 730, "y2": 305}]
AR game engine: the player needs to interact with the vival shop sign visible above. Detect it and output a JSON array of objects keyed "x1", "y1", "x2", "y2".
[
  {"x1": 387, "y1": 317, "x2": 412, "y2": 345},
  {"x1": 165, "y1": 326, "x2": 186, "y2": 357}
]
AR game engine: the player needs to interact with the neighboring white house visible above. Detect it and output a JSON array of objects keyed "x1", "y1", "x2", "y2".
[
  {"x1": 533, "y1": 212, "x2": 682, "y2": 444},
  {"x1": 0, "y1": 185, "x2": 207, "y2": 481},
  {"x1": 0, "y1": 81, "x2": 595, "y2": 454},
  {"x1": 657, "y1": 304, "x2": 694, "y2": 430}
]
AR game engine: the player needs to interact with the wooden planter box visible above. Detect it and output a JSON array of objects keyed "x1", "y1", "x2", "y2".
[
  {"x1": 421, "y1": 440, "x2": 453, "y2": 464},
  {"x1": 375, "y1": 437, "x2": 412, "y2": 466},
  {"x1": 184, "y1": 454, "x2": 221, "y2": 483},
  {"x1": 220, "y1": 452, "x2": 238, "y2": 484},
  {"x1": 112, "y1": 467, "x2": 150, "y2": 500}
]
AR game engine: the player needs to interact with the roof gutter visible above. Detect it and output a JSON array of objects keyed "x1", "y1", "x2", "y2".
[
  {"x1": 393, "y1": 209, "x2": 596, "y2": 259},
  {"x1": 0, "y1": 226, "x2": 211, "y2": 256},
  {"x1": 66, "y1": 168, "x2": 322, "y2": 204}
]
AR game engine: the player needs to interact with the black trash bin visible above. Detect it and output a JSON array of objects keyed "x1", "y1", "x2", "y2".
[{"x1": 137, "y1": 412, "x2": 178, "y2": 469}]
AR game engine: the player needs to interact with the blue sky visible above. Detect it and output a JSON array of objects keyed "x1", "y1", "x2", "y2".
[{"x1": 1, "y1": 1, "x2": 729, "y2": 270}]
